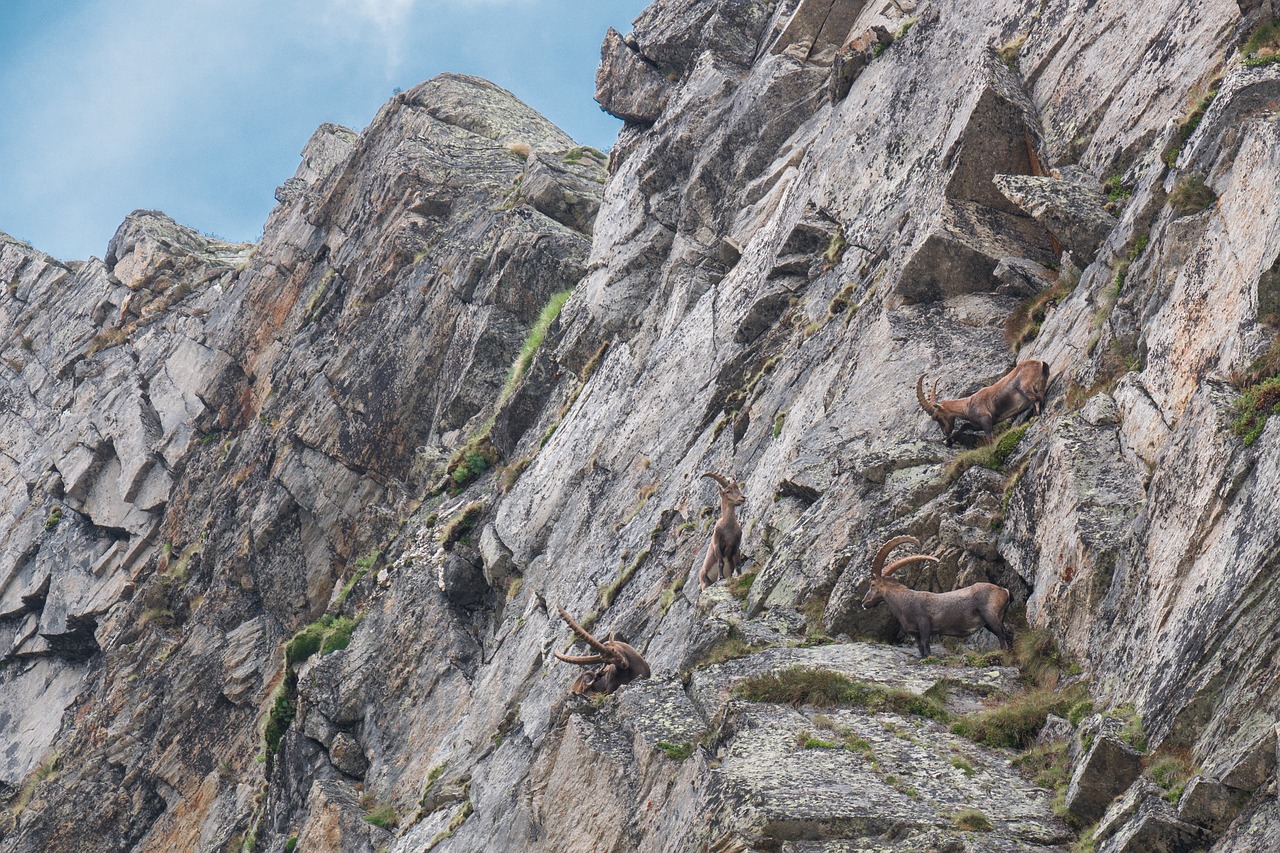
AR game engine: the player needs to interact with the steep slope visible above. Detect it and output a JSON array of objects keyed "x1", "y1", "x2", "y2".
[{"x1": 2, "y1": 1, "x2": 1279, "y2": 852}]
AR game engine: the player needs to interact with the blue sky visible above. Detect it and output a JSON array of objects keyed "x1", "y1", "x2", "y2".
[{"x1": 0, "y1": 0, "x2": 649, "y2": 260}]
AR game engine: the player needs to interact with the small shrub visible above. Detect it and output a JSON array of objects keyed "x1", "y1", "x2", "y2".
[
  {"x1": 998, "y1": 34, "x2": 1027, "y2": 69},
  {"x1": 286, "y1": 614, "x2": 359, "y2": 665},
  {"x1": 950, "y1": 756, "x2": 976, "y2": 777},
  {"x1": 44, "y1": 506, "x2": 63, "y2": 531},
  {"x1": 728, "y1": 571, "x2": 757, "y2": 601},
  {"x1": 264, "y1": 673, "x2": 298, "y2": 758},
  {"x1": 1169, "y1": 174, "x2": 1217, "y2": 216},
  {"x1": 822, "y1": 230, "x2": 847, "y2": 269},
  {"x1": 363, "y1": 802, "x2": 399, "y2": 830},
  {"x1": 1149, "y1": 751, "x2": 1197, "y2": 803},
  {"x1": 953, "y1": 809, "x2": 993, "y2": 831},
  {"x1": 1242, "y1": 20, "x2": 1280, "y2": 66},
  {"x1": 656, "y1": 740, "x2": 693, "y2": 761},
  {"x1": 799, "y1": 734, "x2": 840, "y2": 749},
  {"x1": 1102, "y1": 175, "x2": 1133, "y2": 213},
  {"x1": 1230, "y1": 376, "x2": 1280, "y2": 446},
  {"x1": 697, "y1": 627, "x2": 754, "y2": 667},
  {"x1": 939, "y1": 423, "x2": 1029, "y2": 485},
  {"x1": 772, "y1": 410, "x2": 787, "y2": 438},
  {"x1": 508, "y1": 140, "x2": 532, "y2": 160},
  {"x1": 1176, "y1": 86, "x2": 1219, "y2": 146},
  {"x1": 1013, "y1": 740, "x2": 1071, "y2": 790},
  {"x1": 284, "y1": 836, "x2": 298, "y2": 853},
  {"x1": 441, "y1": 501, "x2": 486, "y2": 547},
  {"x1": 658, "y1": 573, "x2": 685, "y2": 613},
  {"x1": 1109, "y1": 704, "x2": 1148, "y2": 751},
  {"x1": 1005, "y1": 272, "x2": 1076, "y2": 349}
]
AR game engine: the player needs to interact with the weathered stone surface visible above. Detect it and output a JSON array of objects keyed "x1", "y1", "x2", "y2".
[
  {"x1": 5, "y1": 0, "x2": 1280, "y2": 850},
  {"x1": 1065, "y1": 731, "x2": 1144, "y2": 823},
  {"x1": 1176, "y1": 775, "x2": 1248, "y2": 833},
  {"x1": 596, "y1": 28, "x2": 672, "y2": 124},
  {"x1": 994, "y1": 174, "x2": 1117, "y2": 263},
  {"x1": 993, "y1": 255, "x2": 1054, "y2": 297},
  {"x1": 1096, "y1": 792, "x2": 1207, "y2": 853}
]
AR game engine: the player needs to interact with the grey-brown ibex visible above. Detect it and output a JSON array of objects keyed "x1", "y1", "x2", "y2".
[
  {"x1": 861, "y1": 536, "x2": 1011, "y2": 658},
  {"x1": 553, "y1": 605, "x2": 650, "y2": 695},
  {"x1": 917, "y1": 360, "x2": 1049, "y2": 446},
  {"x1": 699, "y1": 471, "x2": 745, "y2": 590}
]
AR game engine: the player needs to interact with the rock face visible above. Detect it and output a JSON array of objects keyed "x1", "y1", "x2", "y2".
[{"x1": 2, "y1": 1, "x2": 1280, "y2": 851}]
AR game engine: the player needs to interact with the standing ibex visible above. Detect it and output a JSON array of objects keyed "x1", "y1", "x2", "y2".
[
  {"x1": 861, "y1": 536, "x2": 1011, "y2": 658},
  {"x1": 553, "y1": 605, "x2": 650, "y2": 695},
  {"x1": 917, "y1": 360, "x2": 1049, "y2": 446},
  {"x1": 699, "y1": 471, "x2": 745, "y2": 590}
]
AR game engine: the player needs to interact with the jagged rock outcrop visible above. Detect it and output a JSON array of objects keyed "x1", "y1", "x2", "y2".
[{"x1": 3, "y1": 0, "x2": 1280, "y2": 851}]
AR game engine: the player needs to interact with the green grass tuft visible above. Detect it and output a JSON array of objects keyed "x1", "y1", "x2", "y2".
[
  {"x1": 1230, "y1": 375, "x2": 1280, "y2": 446},
  {"x1": 656, "y1": 740, "x2": 694, "y2": 761},
  {"x1": 363, "y1": 802, "x2": 399, "y2": 830},
  {"x1": 497, "y1": 289, "x2": 573, "y2": 407},
  {"x1": 953, "y1": 809, "x2": 993, "y2": 831},
  {"x1": 441, "y1": 501, "x2": 486, "y2": 547},
  {"x1": 950, "y1": 683, "x2": 1089, "y2": 750},
  {"x1": 735, "y1": 667, "x2": 947, "y2": 720},
  {"x1": 1169, "y1": 174, "x2": 1217, "y2": 216}
]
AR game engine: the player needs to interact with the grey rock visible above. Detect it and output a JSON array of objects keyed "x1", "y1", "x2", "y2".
[
  {"x1": 1037, "y1": 713, "x2": 1075, "y2": 746},
  {"x1": 993, "y1": 174, "x2": 1118, "y2": 264},
  {"x1": 993, "y1": 256, "x2": 1054, "y2": 297},
  {"x1": 1096, "y1": 792, "x2": 1207, "y2": 853},
  {"x1": 596, "y1": 28, "x2": 672, "y2": 124},
  {"x1": 329, "y1": 732, "x2": 370, "y2": 778},
  {"x1": 1081, "y1": 393, "x2": 1121, "y2": 427},
  {"x1": 1065, "y1": 731, "x2": 1144, "y2": 823},
  {"x1": 1175, "y1": 775, "x2": 1248, "y2": 832}
]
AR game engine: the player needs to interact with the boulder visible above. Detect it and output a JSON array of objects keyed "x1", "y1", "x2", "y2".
[
  {"x1": 993, "y1": 174, "x2": 1117, "y2": 264},
  {"x1": 1065, "y1": 730, "x2": 1144, "y2": 822}
]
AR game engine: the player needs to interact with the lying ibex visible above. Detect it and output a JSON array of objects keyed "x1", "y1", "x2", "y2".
[
  {"x1": 917, "y1": 360, "x2": 1049, "y2": 446},
  {"x1": 861, "y1": 536, "x2": 1011, "y2": 658},
  {"x1": 553, "y1": 605, "x2": 650, "y2": 695},
  {"x1": 699, "y1": 472, "x2": 745, "y2": 590}
]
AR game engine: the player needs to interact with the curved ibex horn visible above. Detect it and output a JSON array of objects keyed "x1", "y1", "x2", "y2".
[
  {"x1": 702, "y1": 471, "x2": 731, "y2": 489},
  {"x1": 556, "y1": 605, "x2": 614, "y2": 658},
  {"x1": 872, "y1": 535, "x2": 920, "y2": 578},
  {"x1": 553, "y1": 651, "x2": 606, "y2": 665},
  {"x1": 916, "y1": 376, "x2": 936, "y2": 415},
  {"x1": 883, "y1": 554, "x2": 940, "y2": 577},
  {"x1": 930, "y1": 378, "x2": 939, "y2": 410}
]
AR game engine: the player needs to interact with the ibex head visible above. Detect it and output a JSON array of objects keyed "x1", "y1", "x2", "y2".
[
  {"x1": 862, "y1": 535, "x2": 940, "y2": 609},
  {"x1": 553, "y1": 605, "x2": 651, "y2": 695},
  {"x1": 916, "y1": 374, "x2": 957, "y2": 442},
  {"x1": 702, "y1": 471, "x2": 745, "y2": 508}
]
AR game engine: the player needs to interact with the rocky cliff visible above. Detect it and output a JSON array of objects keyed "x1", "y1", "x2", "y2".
[{"x1": 2, "y1": 1, "x2": 1279, "y2": 851}]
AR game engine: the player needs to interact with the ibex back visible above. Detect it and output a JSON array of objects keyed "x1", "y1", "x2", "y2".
[
  {"x1": 917, "y1": 360, "x2": 1049, "y2": 446},
  {"x1": 861, "y1": 536, "x2": 1012, "y2": 658}
]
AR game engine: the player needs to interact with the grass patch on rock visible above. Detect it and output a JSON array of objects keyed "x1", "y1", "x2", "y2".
[
  {"x1": 939, "y1": 423, "x2": 1029, "y2": 486},
  {"x1": 950, "y1": 682, "x2": 1089, "y2": 750},
  {"x1": 734, "y1": 667, "x2": 948, "y2": 720},
  {"x1": 1230, "y1": 375, "x2": 1280, "y2": 446},
  {"x1": 952, "y1": 809, "x2": 993, "y2": 831},
  {"x1": 1169, "y1": 174, "x2": 1217, "y2": 216},
  {"x1": 1005, "y1": 270, "x2": 1076, "y2": 349},
  {"x1": 656, "y1": 740, "x2": 694, "y2": 761}
]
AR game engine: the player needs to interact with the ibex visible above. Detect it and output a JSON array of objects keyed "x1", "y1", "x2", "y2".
[
  {"x1": 917, "y1": 360, "x2": 1049, "y2": 446},
  {"x1": 553, "y1": 605, "x2": 650, "y2": 695},
  {"x1": 699, "y1": 472, "x2": 745, "y2": 590},
  {"x1": 861, "y1": 536, "x2": 1011, "y2": 658}
]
